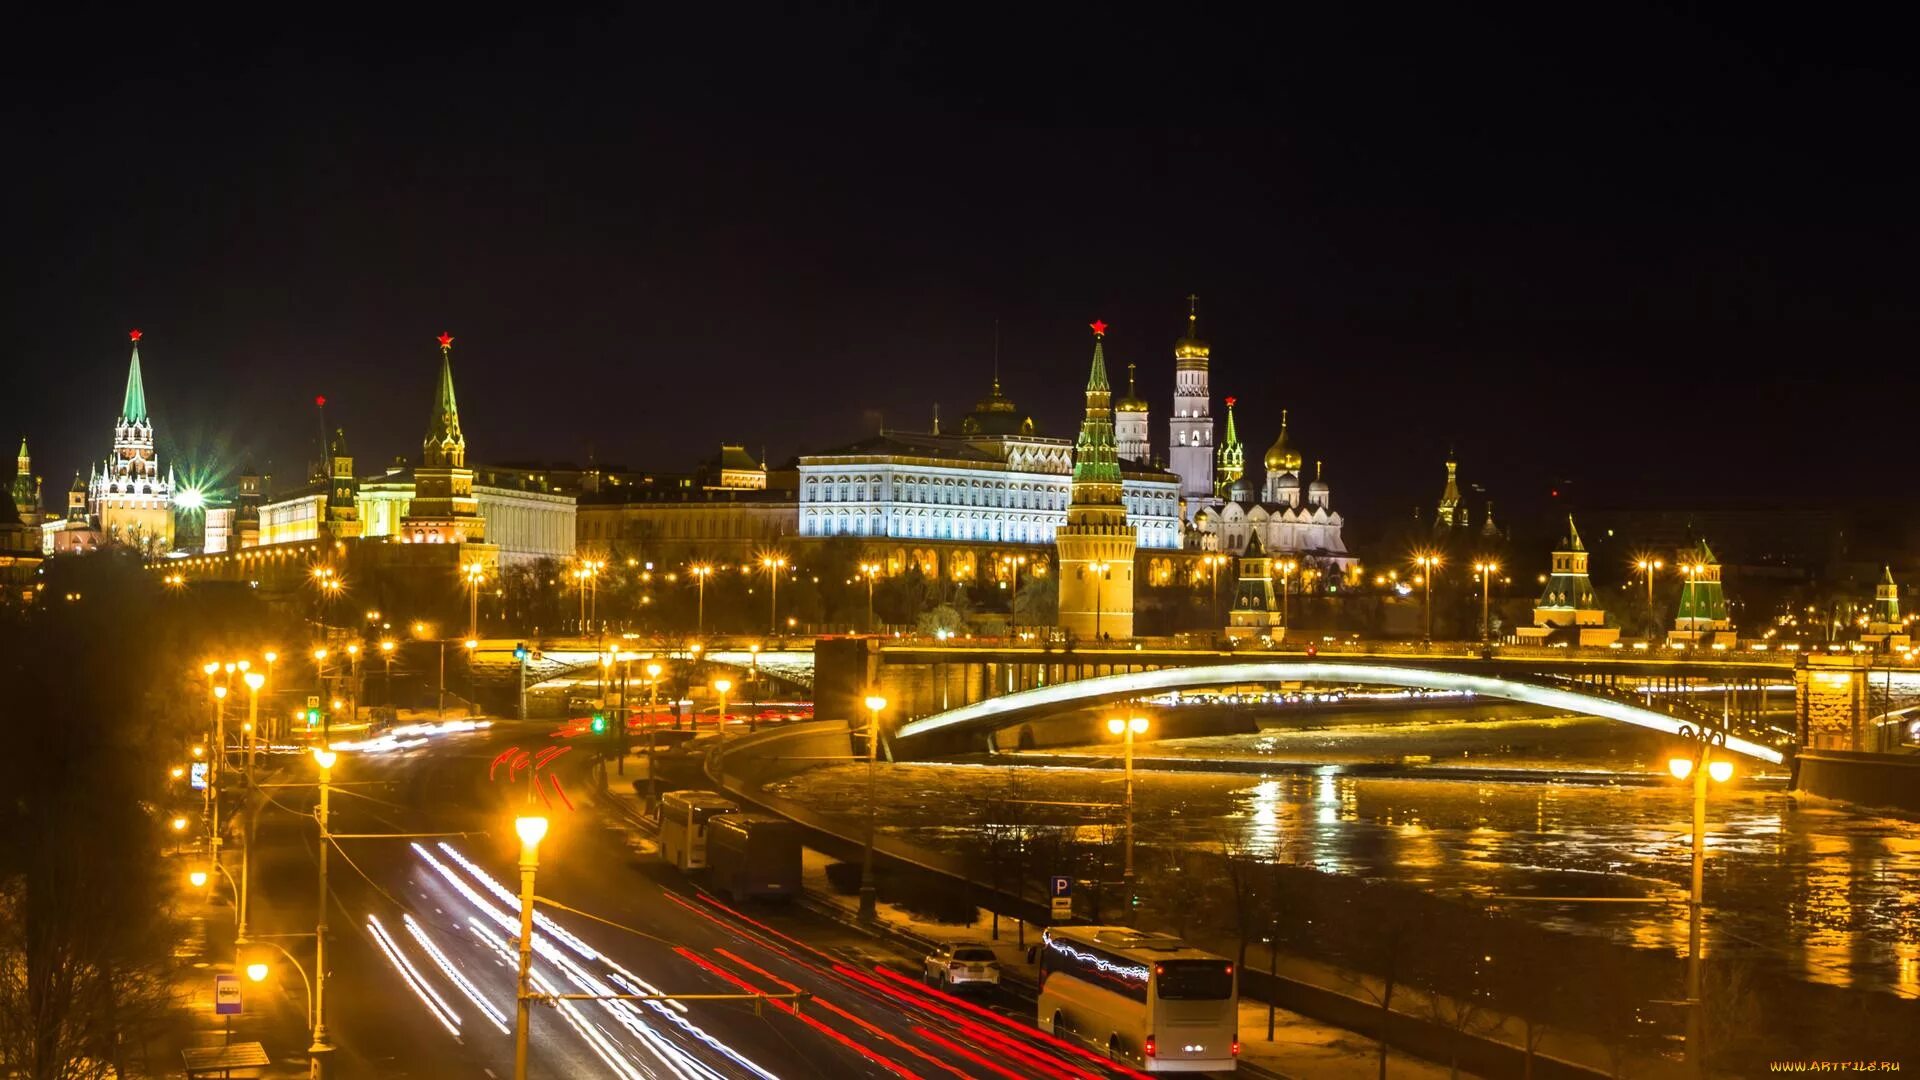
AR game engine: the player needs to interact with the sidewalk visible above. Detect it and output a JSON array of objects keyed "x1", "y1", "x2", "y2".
[{"x1": 156, "y1": 843, "x2": 313, "y2": 1078}]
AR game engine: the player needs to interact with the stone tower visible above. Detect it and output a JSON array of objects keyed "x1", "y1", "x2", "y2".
[
  {"x1": 1669, "y1": 539, "x2": 1732, "y2": 647},
  {"x1": 324, "y1": 428, "x2": 361, "y2": 538},
  {"x1": 1167, "y1": 296, "x2": 1213, "y2": 512},
  {"x1": 1114, "y1": 362, "x2": 1150, "y2": 462},
  {"x1": 11, "y1": 439, "x2": 40, "y2": 524},
  {"x1": 1056, "y1": 320, "x2": 1135, "y2": 641},
  {"x1": 1521, "y1": 516, "x2": 1617, "y2": 646},
  {"x1": 402, "y1": 332, "x2": 486, "y2": 544}
]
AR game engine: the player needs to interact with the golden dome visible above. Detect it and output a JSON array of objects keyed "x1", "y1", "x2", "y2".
[
  {"x1": 1263, "y1": 410, "x2": 1302, "y2": 472},
  {"x1": 1114, "y1": 362, "x2": 1149, "y2": 413}
]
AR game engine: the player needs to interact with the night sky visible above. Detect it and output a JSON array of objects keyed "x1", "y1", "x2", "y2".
[{"x1": 5, "y1": 7, "x2": 1915, "y2": 543}]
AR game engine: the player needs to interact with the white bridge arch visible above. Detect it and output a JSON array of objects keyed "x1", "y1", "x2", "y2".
[{"x1": 894, "y1": 660, "x2": 1783, "y2": 763}]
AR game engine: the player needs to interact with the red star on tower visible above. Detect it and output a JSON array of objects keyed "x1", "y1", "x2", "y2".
[
  {"x1": 437, "y1": 331, "x2": 454, "y2": 350},
  {"x1": 1225, "y1": 395, "x2": 1237, "y2": 407},
  {"x1": 129, "y1": 329, "x2": 143, "y2": 342},
  {"x1": 1089, "y1": 319, "x2": 1108, "y2": 336}
]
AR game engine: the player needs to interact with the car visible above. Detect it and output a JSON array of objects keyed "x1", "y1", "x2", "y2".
[{"x1": 923, "y1": 942, "x2": 1001, "y2": 990}]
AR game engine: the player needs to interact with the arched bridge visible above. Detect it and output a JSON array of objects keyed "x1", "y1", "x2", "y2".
[{"x1": 891, "y1": 660, "x2": 1786, "y2": 764}]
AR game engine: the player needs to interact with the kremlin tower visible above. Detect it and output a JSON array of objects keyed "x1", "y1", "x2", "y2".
[
  {"x1": 1214, "y1": 396, "x2": 1246, "y2": 500},
  {"x1": 88, "y1": 330, "x2": 175, "y2": 555},
  {"x1": 1056, "y1": 320, "x2": 1135, "y2": 641},
  {"x1": 402, "y1": 332, "x2": 487, "y2": 544}
]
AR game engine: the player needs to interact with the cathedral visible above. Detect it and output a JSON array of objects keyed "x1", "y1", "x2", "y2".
[
  {"x1": 1190, "y1": 404, "x2": 1356, "y2": 573},
  {"x1": 85, "y1": 330, "x2": 176, "y2": 555}
]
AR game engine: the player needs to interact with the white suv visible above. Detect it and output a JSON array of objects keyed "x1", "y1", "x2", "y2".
[{"x1": 923, "y1": 942, "x2": 1001, "y2": 990}]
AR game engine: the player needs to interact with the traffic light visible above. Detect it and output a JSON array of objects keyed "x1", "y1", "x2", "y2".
[
  {"x1": 513, "y1": 643, "x2": 528, "y2": 662},
  {"x1": 590, "y1": 711, "x2": 607, "y2": 735},
  {"x1": 305, "y1": 708, "x2": 321, "y2": 728}
]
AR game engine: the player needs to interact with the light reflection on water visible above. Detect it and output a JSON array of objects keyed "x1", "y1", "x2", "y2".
[{"x1": 767, "y1": 709, "x2": 1920, "y2": 998}]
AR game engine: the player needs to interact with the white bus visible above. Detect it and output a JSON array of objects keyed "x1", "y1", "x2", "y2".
[
  {"x1": 659, "y1": 790, "x2": 737, "y2": 871},
  {"x1": 1038, "y1": 927, "x2": 1238, "y2": 1072}
]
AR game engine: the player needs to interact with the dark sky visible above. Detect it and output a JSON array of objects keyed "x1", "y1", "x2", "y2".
[{"x1": 5, "y1": 6, "x2": 1915, "y2": 544}]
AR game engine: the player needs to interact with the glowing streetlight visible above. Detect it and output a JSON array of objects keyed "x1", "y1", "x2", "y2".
[
  {"x1": 1107, "y1": 715, "x2": 1149, "y2": 916},
  {"x1": 1412, "y1": 552, "x2": 1443, "y2": 642},
  {"x1": 859, "y1": 694, "x2": 887, "y2": 922},
  {"x1": 689, "y1": 564, "x2": 714, "y2": 636},
  {"x1": 760, "y1": 555, "x2": 789, "y2": 635},
  {"x1": 1087, "y1": 560, "x2": 1112, "y2": 640},
  {"x1": 189, "y1": 869, "x2": 209, "y2": 889},
  {"x1": 512, "y1": 815, "x2": 550, "y2": 1080},
  {"x1": 1472, "y1": 560, "x2": 1500, "y2": 643}
]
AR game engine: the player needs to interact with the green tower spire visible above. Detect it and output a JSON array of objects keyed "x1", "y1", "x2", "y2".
[
  {"x1": 1070, "y1": 320, "x2": 1122, "y2": 494},
  {"x1": 120, "y1": 330, "x2": 149, "y2": 424},
  {"x1": 423, "y1": 331, "x2": 466, "y2": 466},
  {"x1": 1215, "y1": 396, "x2": 1245, "y2": 498}
]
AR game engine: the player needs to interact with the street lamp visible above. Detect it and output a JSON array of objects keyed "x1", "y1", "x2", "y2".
[
  {"x1": 211, "y1": 684, "x2": 229, "y2": 862},
  {"x1": 712, "y1": 677, "x2": 733, "y2": 778},
  {"x1": 1278, "y1": 559, "x2": 1298, "y2": 637},
  {"x1": 244, "y1": 948, "x2": 313, "y2": 1041},
  {"x1": 1106, "y1": 715, "x2": 1149, "y2": 919},
  {"x1": 644, "y1": 662, "x2": 664, "y2": 806},
  {"x1": 760, "y1": 555, "x2": 789, "y2": 635},
  {"x1": 689, "y1": 564, "x2": 713, "y2": 637},
  {"x1": 1412, "y1": 552, "x2": 1443, "y2": 642},
  {"x1": 1668, "y1": 742, "x2": 1734, "y2": 1075},
  {"x1": 379, "y1": 639, "x2": 396, "y2": 707},
  {"x1": 310, "y1": 747, "x2": 336, "y2": 1078},
  {"x1": 1473, "y1": 560, "x2": 1500, "y2": 643},
  {"x1": 1000, "y1": 554, "x2": 1028, "y2": 636},
  {"x1": 1635, "y1": 557, "x2": 1665, "y2": 640},
  {"x1": 859, "y1": 561, "x2": 883, "y2": 633},
  {"x1": 1087, "y1": 560, "x2": 1111, "y2": 641},
  {"x1": 859, "y1": 694, "x2": 886, "y2": 922},
  {"x1": 463, "y1": 561, "x2": 486, "y2": 640},
  {"x1": 512, "y1": 815, "x2": 549, "y2": 1080},
  {"x1": 238, "y1": 670, "x2": 266, "y2": 942}
]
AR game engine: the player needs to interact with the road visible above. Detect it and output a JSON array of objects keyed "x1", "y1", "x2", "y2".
[{"x1": 244, "y1": 720, "x2": 1158, "y2": 1078}]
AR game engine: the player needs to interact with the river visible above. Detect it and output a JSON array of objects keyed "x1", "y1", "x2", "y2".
[{"x1": 765, "y1": 700, "x2": 1920, "y2": 999}]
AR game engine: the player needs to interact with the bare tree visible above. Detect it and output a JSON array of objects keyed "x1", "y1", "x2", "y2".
[{"x1": 976, "y1": 768, "x2": 1033, "y2": 941}]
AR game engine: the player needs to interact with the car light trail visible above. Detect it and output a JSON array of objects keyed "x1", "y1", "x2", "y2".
[
  {"x1": 401, "y1": 913, "x2": 510, "y2": 1034},
  {"x1": 468, "y1": 920, "x2": 648, "y2": 1080},
  {"x1": 365, "y1": 915, "x2": 462, "y2": 1037},
  {"x1": 675, "y1": 947, "x2": 925, "y2": 1080},
  {"x1": 434, "y1": 841, "x2": 601, "y2": 962},
  {"x1": 866, "y1": 966, "x2": 1149, "y2": 1079},
  {"x1": 911, "y1": 1027, "x2": 1030, "y2": 1080},
  {"x1": 708, "y1": 948, "x2": 972, "y2": 1080},
  {"x1": 604, "y1": 971, "x2": 780, "y2": 1080},
  {"x1": 419, "y1": 844, "x2": 762, "y2": 1080}
]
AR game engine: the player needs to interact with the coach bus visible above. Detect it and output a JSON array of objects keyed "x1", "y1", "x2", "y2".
[
  {"x1": 1037, "y1": 926, "x2": 1238, "y2": 1072},
  {"x1": 659, "y1": 790, "x2": 737, "y2": 872}
]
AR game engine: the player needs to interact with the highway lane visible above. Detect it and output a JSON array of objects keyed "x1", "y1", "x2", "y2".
[{"x1": 276, "y1": 720, "x2": 1159, "y2": 1078}]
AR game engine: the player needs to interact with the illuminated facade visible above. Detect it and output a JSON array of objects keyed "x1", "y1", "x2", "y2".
[
  {"x1": 87, "y1": 330, "x2": 175, "y2": 555},
  {"x1": 796, "y1": 367, "x2": 1180, "y2": 551},
  {"x1": 1167, "y1": 299, "x2": 1214, "y2": 508},
  {"x1": 1056, "y1": 321, "x2": 1136, "y2": 640}
]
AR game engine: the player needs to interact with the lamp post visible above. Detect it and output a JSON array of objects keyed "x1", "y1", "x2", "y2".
[
  {"x1": 1636, "y1": 557, "x2": 1665, "y2": 640},
  {"x1": 1106, "y1": 715, "x2": 1149, "y2": 919},
  {"x1": 1473, "y1": 560, "x2": 1500, "y2": 643},
  {"x1": 238, "y1": 670, "x2": 265, "y2": 942},
  {"x1": 761, "y1": 555, "x2": 788, "y2": 635},
  {"x1": 1087, "y1": 560, "x2": 1111, "y2": 641},
  {"x1": 747, "y1": 645, "x2": 761, "y2": 732},
  {"x1": 1668, "y1": 742, "x2": 1734, "y2": 1075},
  {"x1": 244, "y1": 945, "x2": 314, "y2": 1047},
  {"x1": 1413, "y1": 553, "x2": 1442, "y2": 643},
  {"x1": 344, "y1": 644, "x2": 360, "y2": 726},
  {"x1": 689, "y1": 564, "x2": 713, "y2": 637},
  {"x1": 1278, "y1": 559, "x2": 1298, "y2": 638},
  {"x1": 212, "y1": 684, "x2": 229, "y2": 862},
  {"x1": 310, "y1": 748, "x2": 337, "y2": 1079},
  {"x1": 464, "y1": 561, "x2": 485, "y2": 641},
  {"x1": 1001, "y1": 554, "x2": 1027, "y2": 636},
  {"x1": 859, "y1": 694, "x2": 886, "y2": 922},
  {"x1": 512, "y1": 815, "x2": 549, "y2": 1080},
  {"x1": 711, "y1": 677, "x2": 733, "y2": 780},
  {"x1": 1201, "y1": 554, "x2": 1227, "y2": 628},
  {"x1": 859, "y1": 562, "x2": 882, "y2": 632},
  {"x1": 644, "y1": 662, "x2": 664, "y2": 807}
]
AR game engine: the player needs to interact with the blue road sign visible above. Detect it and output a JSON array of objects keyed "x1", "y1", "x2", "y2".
[
  {"x1": 213, "y1": 974, "x2": 241, "y2": 1015},
  {"x1": 1050, "y1": 875, "x2": 1072, "y2": 917},
  {"x1": 189, "y1": 762, "x2": 209, "y2": 791}
]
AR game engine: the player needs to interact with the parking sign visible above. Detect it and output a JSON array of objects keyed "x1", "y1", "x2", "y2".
[{"x1": 1049, "y1": 875, "x2": 1072, "y2": 919}]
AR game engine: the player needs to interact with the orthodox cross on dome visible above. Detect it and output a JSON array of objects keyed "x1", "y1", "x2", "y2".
[
  {"x1": 1089, "y1": 319, "x2": 1108, "y2": 337},
  {"x1": 129, "y1": 328, "x2": 143, "y2": 342},
  {"x1": 437, "y1": 331, "x2": 454, "y2": 350}
]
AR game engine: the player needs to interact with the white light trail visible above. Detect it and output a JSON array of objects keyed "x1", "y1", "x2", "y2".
[
  {"x1": 468, "y1": 920, "x2": 647, "y2": 1080},
  {"x1": 402, "y1": 914, "x2": 511, "y2": 1034},
  {"x1": 366, "y1": 915, "x2": 462, "y2": 1036}
]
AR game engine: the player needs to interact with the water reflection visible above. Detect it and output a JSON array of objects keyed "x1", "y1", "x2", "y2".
[{"x1": 768, "y1": 716, "x2": 1920, "y2": 997}]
